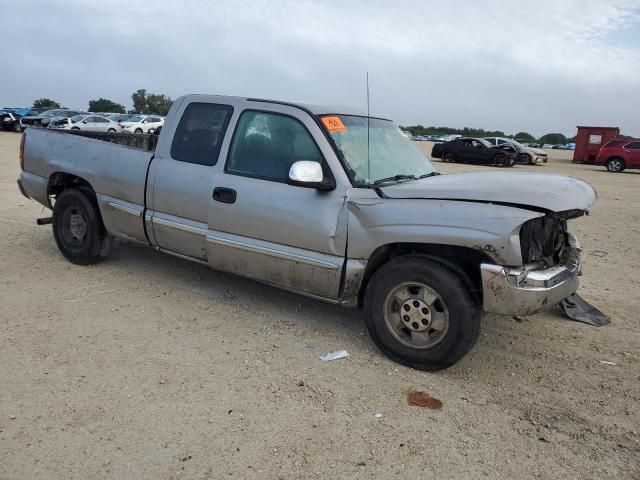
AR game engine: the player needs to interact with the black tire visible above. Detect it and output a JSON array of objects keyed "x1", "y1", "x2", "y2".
[
  {"x1": 363, "y1": 255, "x2": 481, "y2": 371},
  {"x1": 442, "y1": 151, "x2": 455, "y2": 163},
  {"x1": 107, "y1": 128, "x2": 116, "y2": 133},
  {"x1": 13, "y1": 123, "x2": 23, "y2": 133},
  {"x1": 71, "y1": 127, "x2": 80, "y2": 130},
  {"x1": 606, "y1": 157, "x2": 625, "y2": 173},
  {"x1": 524, "y1": 153, "x2": 535, "y2": 165},
  {"x1": 493, "y1": 153, "x2": 508, "y2": 167},
  {"x1": 52, "y1": 188, "x2": 111, "y2": 265},
  {"x1": 134, "y1": 128, "x2": 143, "y2": 134}
]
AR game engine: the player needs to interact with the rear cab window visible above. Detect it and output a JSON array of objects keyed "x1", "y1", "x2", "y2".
[{"x1": 170, "y1": 102, "x2": 234, "y2": 166}]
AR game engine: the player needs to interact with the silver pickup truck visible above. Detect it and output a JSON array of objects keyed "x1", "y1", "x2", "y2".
[{"x1": 17, "y1": 94, "x2": 596, "y2": 370}]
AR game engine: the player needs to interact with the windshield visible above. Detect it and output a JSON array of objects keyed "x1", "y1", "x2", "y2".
[
  {"x1": 128, "y1": 115, "x2": 144, "y2": 122},
  {"x1": 42, "y1": 110, "x2": 63, "y2": 117},
  {"x1": 321, "y1": 115, "x2": 437, "y2": 186}
]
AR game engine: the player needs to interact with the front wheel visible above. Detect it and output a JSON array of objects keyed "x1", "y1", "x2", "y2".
[
  {"x1": 134, "y1": 128, "x2": 143, "y2": 134},
  {"x1": 52, "y1": 188, "x2": 112, "y2": 265},
  {"x1": 493, "y1": 153, "x2": 509, "y2": 167},
  {"x1": 107, "y1": 128, "x2": 116, "y2": 133},
  {"x1": 363, "y1": 256, "x2": 481, "y2": 371}
]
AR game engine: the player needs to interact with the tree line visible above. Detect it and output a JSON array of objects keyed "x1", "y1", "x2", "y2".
[
  {"x1": 401, "y1": 125, "x2": 575, "y2": 145},
  {"x1": 31, "y1": 89, "x2": 174, "y2": 116}
]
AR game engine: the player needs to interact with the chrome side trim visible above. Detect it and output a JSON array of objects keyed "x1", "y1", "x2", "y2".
[
  {"x1": 106, "y1": 202, "x2": 143, "y2": 217},
  {"x1": 153, "y1": 216, "x2": 207, "y2": 236},
  {"x1": 206, "y1": 233, "x2": 341, "y2": 270},
  {"x1": 159, "y1": 248, "x2": 208, "y2": 266}
]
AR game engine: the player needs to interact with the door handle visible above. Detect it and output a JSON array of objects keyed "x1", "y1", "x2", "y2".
[{"x1": 213, "y1": 187, "x2": 237, "y2": 204}]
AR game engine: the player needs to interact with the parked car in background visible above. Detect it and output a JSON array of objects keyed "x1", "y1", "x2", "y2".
[
  {"x1": 484, "y1": 137, "x2": 548, "y2": 164},
  {"x1": 431, "y1": 137, "x2": 517, "y2": 166},
  {"x1": 107, "y1": 113, "x2": 137, "y2": 124},
  {"x1": 595, "y1": 138, "x2": 640, "y2": 172},
  {"x1": 20, "y1": 109, "x2": 83, "y2": 129},
  {"x1": 53, "y1": 114, "x2": 123, "y2": 133},
  {"x1": 121, "y1": 115, "x2": 164, "y2": 134},
  {"x1": 1, "y1": 109, "x2": 22, "y2": 132}
]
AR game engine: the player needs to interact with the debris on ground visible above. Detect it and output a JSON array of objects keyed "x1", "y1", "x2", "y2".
[
  {"x1": 407, "y1": 390, "x2": 443, "y2": 410},
  {"x1": 560, "y1": 293, "x2": 610, "y2": 326},
  {"x1": 374, "y1": 412, "x2": 384, "y2": 418},
  {"x1": 588, "y1": 250, "x2": 608, "y2": 257},
  {"x1": 598, "y1": 360, "x2": 617, "y2": 366},
  {"x1": 512, "y1": 315, "x2": 524, "y2": 323},
  {"x1": 320, "y1": 350, "x2": 350, "y2": 361}
]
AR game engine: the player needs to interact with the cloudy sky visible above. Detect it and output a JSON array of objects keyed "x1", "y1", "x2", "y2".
[{"x1": 2, "y1": 0, "x2": 640, "y2": 137}]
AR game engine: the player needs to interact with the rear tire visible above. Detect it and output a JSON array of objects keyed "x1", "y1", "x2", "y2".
[
  {"x1": 134, "y1": 128, "x2": 143, "y2": 134},
  {"x1": 442, "y1": 151, "x2": 455, "y2": 163},
  {"x1": 606, "y1": 157, "x2": 625, "y2": 172},
  {"x1": 52, "y1": 188, "x2": 111, "y2": 265},
  {"x1": 493, "y1": 153, "x2": 508, "y2": 167},
  {"x1": 107, "y1": 128, "x2": 116, "y2": 133},
  {"x1": 363, "y1": 255, "x2": 481, "y2": 371}
]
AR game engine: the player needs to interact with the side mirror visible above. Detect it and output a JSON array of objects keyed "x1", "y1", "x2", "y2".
[
  {"x1": 82, "y1": 120, "x2": 87, "y2": 124},
  {"x1": 288, "y1": 161, "x2": 335, "y2": 190}
]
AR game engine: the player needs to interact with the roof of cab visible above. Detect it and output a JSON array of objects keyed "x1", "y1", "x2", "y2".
[{"x1": 179, "y1": 94, "x2": 376, "y2": 118}]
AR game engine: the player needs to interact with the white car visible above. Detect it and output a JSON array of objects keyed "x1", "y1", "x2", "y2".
[
  {"x1": 57, "y1": 114, "x2": 123, "y2": 133},
  {"x1": 121, "y1": 115, "x2": 164, "y2": 134},
  {"x1": 484, "y1": 137, "x2": 548, "y2": 164}
]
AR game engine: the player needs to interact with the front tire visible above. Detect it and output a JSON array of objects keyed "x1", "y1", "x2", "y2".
[
  {"x1": 363, "y1": 256, "x2": 481, "y2": 371},
  {"x1": 52, "y1": 188, "x2": 111, "y2": 265},
  {"x1": 493, "y1": 153, "x2": 509, "y2": 167},
  {"x1": 134, "y1": 128, "x2": 143, "y2": 134},
  {"x1": 606, "y1": 157, "x2": 625, "y2": 172}
]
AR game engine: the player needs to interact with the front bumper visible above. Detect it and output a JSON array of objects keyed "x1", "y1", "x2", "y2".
[{"x1": 481, "y1": 234, "x2": 581, "y2": 316}]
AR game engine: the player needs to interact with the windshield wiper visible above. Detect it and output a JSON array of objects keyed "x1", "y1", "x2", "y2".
[
  {"x1": 417, "y1": 172, "x2": 440, "y2": 179},
  {"x1": 373, "y1": 174, "x2": 418, "y2": 185}
]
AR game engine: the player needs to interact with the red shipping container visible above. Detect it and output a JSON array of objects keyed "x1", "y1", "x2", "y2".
[{"x1": 573, "y1": 126, "x2": 620, "y2": 163}]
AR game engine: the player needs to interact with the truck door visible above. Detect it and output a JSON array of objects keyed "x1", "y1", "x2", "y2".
[
  {"x1": 206, "y1": 104, "x2": 348, "y2": 300},
  {"x1": 147, "y1": 101, "x2": 235, "y2": 261}
]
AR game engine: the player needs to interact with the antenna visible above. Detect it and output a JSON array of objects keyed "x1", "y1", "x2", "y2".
[{"x1": 366, "y1": 72, "x2": 370, "y2": 182}]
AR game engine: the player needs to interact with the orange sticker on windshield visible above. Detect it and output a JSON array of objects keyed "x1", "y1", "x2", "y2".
[{"x1": 322, "y1": 116, "x2": 347, "y2": 133}]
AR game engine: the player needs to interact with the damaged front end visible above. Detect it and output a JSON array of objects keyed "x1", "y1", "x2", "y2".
[{"x1": 481, "y1": 210, "x2": 584, "y2": 316}]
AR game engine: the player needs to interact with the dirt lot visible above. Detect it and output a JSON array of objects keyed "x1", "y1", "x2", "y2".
[{"x1": 1, "y1": 132, "x2": 638, "y2": 479}]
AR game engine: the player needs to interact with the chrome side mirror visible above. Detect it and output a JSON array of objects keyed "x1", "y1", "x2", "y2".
[{"x1": 287, "y1": 161, "x2": 335, "y2": 190}]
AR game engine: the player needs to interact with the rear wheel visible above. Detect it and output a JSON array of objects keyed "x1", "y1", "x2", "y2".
[
  {"x1": 52, "y1": 188, "x2": 111, "y2": 265},
  {"x1": 363, "y1": 256, "x2": 481, "y2": 371},
  {"x1": 107, "y1": 128, "x2": 116, "y2": 133},
  {"x1": 442, "y1": 151, "x2": 455, "y2": 163},
  {"x1": 493, "y1": 153, "x2": 509, "y2": 167},
  {"x1": 134, "y1": 128, "x2": 143, "y2": 134},
  {"x1": 13, "y1": 123, "x2": 23, "y2": 133},
  {"x1": 606, "y1": 157, "x2": 625, "y2": 172}
]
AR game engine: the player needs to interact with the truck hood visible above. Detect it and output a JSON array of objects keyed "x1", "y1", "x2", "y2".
[{"x1": 379, "y1": 171, "x2": 597, "y2": 213}]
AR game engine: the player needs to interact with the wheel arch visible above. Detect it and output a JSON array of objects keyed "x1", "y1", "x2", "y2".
[
  {"x1": 357, "y1": 242, "x2": 494, "y2": 308},
  {"x1": 47, "y1": 172, "x2": 96, "y2": 207}
]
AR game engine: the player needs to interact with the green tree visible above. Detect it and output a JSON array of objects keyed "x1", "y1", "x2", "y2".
[
  {"x1": 513, "y1": 131, "x2": 536, "y2": 143},
  {"x1": 32, "y1": 98, "x2": 61, "y2": 109},
  {"x1": 130, "y1": 89, "x2": 173, "y2": 115},
  {"x1": 538, "y1": 133, "x2": 567, "y2": 145},
  {"x1": 145, "y1": 93, "x2": 173, "y2": 116},
  {"x1": 131, "y1": 89, "x2": 147, "y2": 113},
  {"x1": 88, "y1": 98, "x2": 125, "y2": 113}
]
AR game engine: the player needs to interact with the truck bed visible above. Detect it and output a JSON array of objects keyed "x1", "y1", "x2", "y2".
[{"x1": 20, "y1": 127, "x2": 155, "y2": 243}]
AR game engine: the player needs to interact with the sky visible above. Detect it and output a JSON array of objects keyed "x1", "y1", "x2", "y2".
[{"x1": 2, "y1": 0, "x2": 640, "y2": 137}]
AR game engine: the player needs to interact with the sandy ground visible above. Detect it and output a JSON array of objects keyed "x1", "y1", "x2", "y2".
[{"x1": 1, "y1": 132, "x2": 638, "y2": 479}]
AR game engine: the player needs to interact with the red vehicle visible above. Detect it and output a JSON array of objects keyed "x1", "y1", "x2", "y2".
[{"x1": 596, "y1": 138, "x2": 640, "y2": 172}]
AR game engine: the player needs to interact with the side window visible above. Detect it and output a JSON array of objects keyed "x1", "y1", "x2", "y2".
[
  {"x1": 497, "y1": 139, "x2": 507, "y2": 145},
  {"x1": 85, "y1": 116, "x2": 96, "y2": 122},
  {"x1": 95, "y1": 117, "x2": 108, "y2": 123},
  {"x1": 170, "y1": 102, "x2": 233, "y2": 166},
  {"x1": 226, "y1": 110, "x2": 324, "y2": 182},
  {"x1": 625, "y1": 142, "x2": 640, "y2": 150}
]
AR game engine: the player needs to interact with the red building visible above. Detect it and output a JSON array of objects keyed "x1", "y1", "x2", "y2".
[{"x1": 572, "y1": 126, "x2": 620, "y2": 164}]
